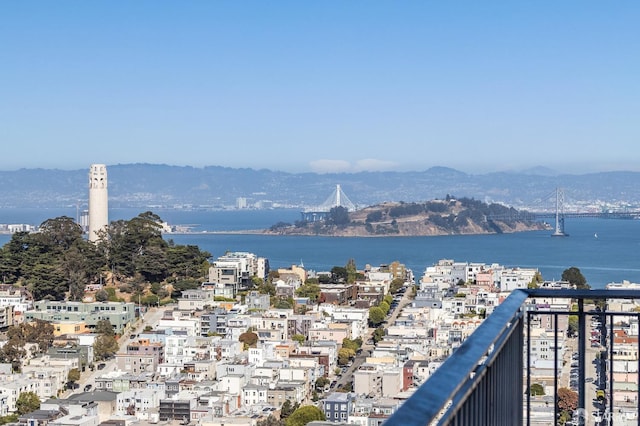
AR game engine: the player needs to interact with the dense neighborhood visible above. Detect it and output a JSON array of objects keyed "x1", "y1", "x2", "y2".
[{"x1": 0, "y1": 250, "x2": 638, "y2": 426}]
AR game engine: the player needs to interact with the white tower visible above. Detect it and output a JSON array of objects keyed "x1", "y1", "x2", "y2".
[{"x1": 88, "y1": 164, "x2": 108, "y2": 242}]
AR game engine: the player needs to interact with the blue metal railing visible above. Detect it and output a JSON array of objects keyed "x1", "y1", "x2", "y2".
[{"x1": 384, "y1": 289, "x2": 640, "y2": 426}]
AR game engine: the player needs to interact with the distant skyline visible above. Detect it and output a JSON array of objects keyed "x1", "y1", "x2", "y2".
[{"x1": 1, "y1": 2, "x2": 638, "y2": 174}]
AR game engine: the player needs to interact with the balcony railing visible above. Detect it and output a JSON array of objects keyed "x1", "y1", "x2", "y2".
[{"x1": 384, "y1": 289, "x2": 640, "y2": 426}]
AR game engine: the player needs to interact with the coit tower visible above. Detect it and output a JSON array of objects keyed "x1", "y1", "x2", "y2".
[{"x1": 88, "y1": 164, "x2": 108, "y2": 242}]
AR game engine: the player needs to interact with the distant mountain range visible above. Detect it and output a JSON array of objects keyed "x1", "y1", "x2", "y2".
[{"x1": 1, "y1": 164, "x2": 639, "y2": 210}]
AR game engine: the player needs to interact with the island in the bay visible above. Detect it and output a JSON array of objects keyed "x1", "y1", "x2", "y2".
[{"x1": 266, "y1": 196, "x2": 549, "y2": 237}]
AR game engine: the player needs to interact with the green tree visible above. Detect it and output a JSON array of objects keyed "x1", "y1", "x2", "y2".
[
  {"x1": 342, "y1": 337, "x2": 361, "y2": 352},
  {"x1": 291, "y1": 334, "x2": 305, "y2": 344},
  {"x1": 530, "y1": 383, "x2": 545, "y2": 396},
  {"x1": 257, "y1": 280, "x2": 276, "y2": 297},
  {"x1": 0, "y1": 414, "x2": 19, "y2": 424},
  {"x1": 95, "y1": 319, "x2": 115, "y2": 336},
  {"x1": 368, "y1": 306, "x2": 385, "y2": 326},
  {"x1": 338, "y1": 347, "x2": 355, "y2": 365},
  {"x1": 0, "y1": 338, "x2": 26, "y2": 372},
  {"x1": 274, "y1": 298, "x2": 293, "y2": 309},
  {"x1": 6, "y1": 320, "x2": 55, "y2": 354},
  {"x1": 94, "y1": 334, "x2": 119, "y2": 361},
  {"x1": 331, "y1": 266, "x2": 347, "y2": 283},
  {"x1": 67, "y1": 368, "x2": 81, "y2": 384},
  {"x1": 97, "y1": 212, "x2": 167, "y2": 281},
  {"x1": 165, "y1": 243, "x2": 211, "y2": 281},
  {"x1": 280, "y1": 400, "x2": 297, "y2": 419},
  {"x1": 326, "y1": 206, "x2": 350, "y2": 226},
  {"x1": 562, "y1": 267, "x2": 589, "y2": 289},
  {"x1": 285, "y1": 405, "x2": 325, "y2": 426},
  {"x1": 0, "y1": 223, "x2": 90, "y2": 300},
  {"x1": 15, "y1": 392, "x2": 40, "y2": 415},
  {"x1": 568, "y1": 303, "x2": 579, "y2": 337},
  {"x1": 379, "y1": 301, "x2": 390, "y2": 315},
  {"x1": 390, "y1": 278, "x2": 404, "y2": 294},
  {"x1": 345, "y1": 258, "x2": 357, "y2": 284},
  {"x1": 373, "y1": 327, "x2": 385, "y2": 343},
  {"x1": 295, "y1": 283, "x2": 320, "y2": 302},
  {"x1": 528, "y1": 271, "x2": 544, "y2": 289},
  {"x1": 315, "y1": 376, "x2": 330, "y2": 391},
  {"x1": 95, "y1": 289, "x2": 109, "y2": 302},
  {"x1": 256, "y1": 415, "x2": 285, "y2": 426}
]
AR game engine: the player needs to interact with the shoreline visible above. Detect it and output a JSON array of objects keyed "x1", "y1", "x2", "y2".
[{"x1": 162, "y1": 227, "x2": 550, "y2": 238}]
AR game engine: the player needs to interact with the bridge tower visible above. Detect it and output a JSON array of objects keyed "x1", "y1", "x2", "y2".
[
  {"x1": 321, "y1": 184, "x2": 356, "y2": 212},
  {"x1": 301, "y1": 184, "x2": 356, "y2": 222},
  {"x1": 551, "y1": 187, "x2": 568, "y2": 237}
]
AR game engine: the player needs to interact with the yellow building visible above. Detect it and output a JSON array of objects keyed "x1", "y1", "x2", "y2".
[{"x1": 53, "y1": 321, "x2": 88, "y2": 336}]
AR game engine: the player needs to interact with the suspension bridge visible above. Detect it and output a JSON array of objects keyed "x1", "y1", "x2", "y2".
[
  {"x1": 302, "y1": 185, "x2": 640, "y2": 235},
  {"x1": 488, "y1": 187, "x2": 640, "y2": 237},
  {"x1": 301, "y1": 184, "x2": 356, "y2": 222}
]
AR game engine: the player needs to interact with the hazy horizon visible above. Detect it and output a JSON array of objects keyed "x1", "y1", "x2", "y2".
[{"x1": 2, "y1": 162, "x2": 640, "y2": 176}]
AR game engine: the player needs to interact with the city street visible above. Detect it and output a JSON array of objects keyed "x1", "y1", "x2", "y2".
[{"x1": 65, "y1": 305, "x2": 170, "y2": 397}]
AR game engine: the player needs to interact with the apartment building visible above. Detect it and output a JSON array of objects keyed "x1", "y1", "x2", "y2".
[{"x1": 25, "y1": 301, "x2": 136, "y2": 334}]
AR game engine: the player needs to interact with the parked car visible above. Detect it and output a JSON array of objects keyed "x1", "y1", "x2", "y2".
[{"x1": 84, "y1": 384, "x2": 92, "y2": 392}]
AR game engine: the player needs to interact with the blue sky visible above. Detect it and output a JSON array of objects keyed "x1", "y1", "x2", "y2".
[{"x1": 1, "y1": 1, "x2": 638, "y2": 174}]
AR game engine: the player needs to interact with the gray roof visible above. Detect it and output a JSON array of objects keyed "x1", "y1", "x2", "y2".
[{"x1": 68, "y1": 390, "x2": 119, "y2": 402}]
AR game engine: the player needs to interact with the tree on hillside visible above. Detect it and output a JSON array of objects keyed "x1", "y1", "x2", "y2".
[
  {"x1": 95, "y1": 319, "x2": 115, "y2": 336},
  {"x1": 39, "y1": 217, "x2": 104, "y2": 300},
  {"x1": 165, "y1": 243, "x2": 211, "y2": 281},
  {"x1": 326, "y1": 206, "x2": 350, "y2": 226},
  {"x1": 562, "y1": 267, "x2": 589, "y2": 289},
  {"x1": 280, "y1": 400, "x2": 298, "y2": 419},
  {"x1": 368, "y1": 307, "x2": 385, "y2": 326},
  {"x1": 528, "y1": 271, "x2": 543, "y2": 289},
  {"x1": 95, "y1": 289, "x2": 109, "y2": 302},
  {"x1": 530, "y1": 383, "x2": 545, "y2": 396},
  {"x1": 94, "y1": 334, "x2": 120, "y2": 361},
  {"x1": 7, "y1": 319, "x2": 55, "y2": 353},
  {"x1": 67, "y1": 368, "x2": 81, "y2": 385},
  {"x1": 338, "y1": 347, "x2": 355, "y2": 365},
  {"x1": 345, "y1": 258, "x2": 357, "y2": 283},
  {"x1": 0, "y1": 338, "x2": 26, "y2": 372},
  {"x1": 16, "y1": 392, "x2": 40, "y2": 415},
  {"x1": 94, "y1": 319, "x2": 118, "y2": 360},
  {"x1": 342, "y1": 337, "x2": 361, "y2": 352},
  {"x1": 331, "y1": 266, "x2": 347, "y2": 283},
  {"x1": 315, "y1": 376, "x2": 330, "y2": 391},
  {"x1": 291, "y1": 334, "x2": 305, "y2": 344},
  {"x1": 0, "y1": 218, "x2": 101, "y2": 301},
  {"x1": 285, "y1": 405, "x2": 325, "y2": 426},
  {"x1": 373, "y1": 327, "x2": 385, "y2": 343},
  {"x1": 295, "y1": 282, "x2": 320, "y2": 302},
  {"x1": 390, "y1": 278, "x2": 404, "y2": 294},
  {"x1": 256, "y1": 415, "x2": 284, "y2": 426},
  {"x1": 97, "y1": 212, "x2": 167, "y2": 280}
]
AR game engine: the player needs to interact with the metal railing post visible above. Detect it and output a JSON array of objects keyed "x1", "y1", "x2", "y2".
[
  {"x1": 526, "y1": 310, "x2": 531, "y2": 426},
  {"x1": 554, "y1": 313, "x2": 559, "y2": 424},
  {"x1": 578, "y1": 298, "x2": 586, "y2": 418}
]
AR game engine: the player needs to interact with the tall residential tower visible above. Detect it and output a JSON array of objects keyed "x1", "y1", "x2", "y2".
[{"x1": 88, "y1": 164, "x2": 108, "y2": 242}]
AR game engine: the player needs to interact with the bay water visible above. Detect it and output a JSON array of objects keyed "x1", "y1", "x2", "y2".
[{"x1": 1, "y1": 208, "x2": 640, "y2": 289}]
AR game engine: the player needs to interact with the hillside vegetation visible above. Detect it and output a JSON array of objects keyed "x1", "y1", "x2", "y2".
[
  {"x1": 0, "y1": 212, "x2": 211, "y2": 302},
  {"x1": 268, "y1": 196, "x2": 548, "y2": 237}
]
